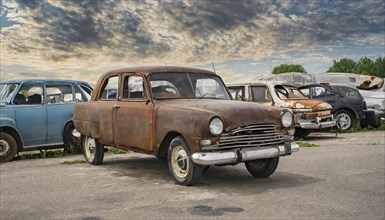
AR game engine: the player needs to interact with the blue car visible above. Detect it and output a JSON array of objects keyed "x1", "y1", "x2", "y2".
[{"x1": 0, "y1": 79, "x2": 93, "y2": 162}]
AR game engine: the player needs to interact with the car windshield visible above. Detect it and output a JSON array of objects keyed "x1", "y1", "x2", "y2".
[
  {"x1": 275, "y1": 85, "x2": 308, "y2": 100},
  {"x1": 0, "y1": 83, "x2": 19, "y2": 103},
  {"x1": 149, "y1": 72, "x2": 230, "y2": 100}
]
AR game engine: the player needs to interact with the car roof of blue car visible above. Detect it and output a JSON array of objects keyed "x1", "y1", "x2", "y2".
[{"x1": 1, "y1": 79, "x2": 91, "y2": 86}]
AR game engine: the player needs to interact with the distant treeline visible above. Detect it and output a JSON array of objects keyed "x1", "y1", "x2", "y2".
[
  {"x1": 327, "y1": 57, "x2": 385, "y2": 78},
  {"x1": 272, "y1": 57, "x2": 385, "y2": 78}
]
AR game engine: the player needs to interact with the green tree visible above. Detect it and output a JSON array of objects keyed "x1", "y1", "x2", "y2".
[
  {"x1": 272, "y1": 64, "x2": 307, "y2": 74},
  {"x1": 356, "y1": 57, "x2": 374, "y2": 75},
  {"x1": 373, "y1": 57, "x2": 385, "y2": 78},
  {"x1": 327, "y1": 57, "x2": 384, "y2": 78},
  {"x1": 327, "y1": 58, "x2": 357, "y2": 73}
]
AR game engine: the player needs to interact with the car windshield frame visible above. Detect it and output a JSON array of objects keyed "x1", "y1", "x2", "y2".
[
  {"x1": 0, "y1": 83, "x2": 20, "y2": 103},
  {"x1": 149, "y1": 72, "x2": 231, "y2": 100},
  {"x1": 275, "y1": 85, "x2": 308, "y2": 100}
]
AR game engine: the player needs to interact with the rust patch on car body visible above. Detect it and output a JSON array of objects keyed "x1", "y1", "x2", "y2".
[
  {"x1": 278, "y1": 99, "x2": 332, "y2": 111},
  {"x1": 73, "y1": 66, "x2": 290, "y2": 155},
  {"x1": 227, "y1": 81, "x2": 335, "y2": 128}
]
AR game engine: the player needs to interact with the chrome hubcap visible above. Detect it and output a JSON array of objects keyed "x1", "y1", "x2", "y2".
[
  {"x1": 171, "y1": 145, "x2": 189, "y2": 179},
  {"x1": 84, "y1": 137, "x2": 96, "y2": 161},
  {"x1": 0, "y1": 140, "x2": 10, "y2": 156},
  {"x1": 337, "y1": 113, "x2": 351, "y2": 130}
]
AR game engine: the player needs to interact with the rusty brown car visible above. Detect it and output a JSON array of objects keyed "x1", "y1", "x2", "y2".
[
  {"x1": 227, "y1": 82, "x2": 336, "y2": 138},
  {"x1": 73, "y1": 66, "x2": 299, "y2": 186}
]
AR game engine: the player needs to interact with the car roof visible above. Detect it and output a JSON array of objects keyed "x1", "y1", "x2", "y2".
[
  {"x1": 1, "y1": 79, "x2": 90, "y2": 85},
  {"x1": 227, "y1": 81, "x2": 296, "y2": 87},
  {"x1": 102, "y1": 66, "x2": 216, "y2": 77}
]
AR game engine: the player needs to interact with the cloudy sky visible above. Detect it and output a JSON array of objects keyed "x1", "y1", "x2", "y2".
[{"x1": 1, "y1": 0, "x2": 384, "y2": 85}]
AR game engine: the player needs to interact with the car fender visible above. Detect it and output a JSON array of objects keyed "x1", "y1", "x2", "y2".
[{"x1": 0, "y1": 120, "x2": 24, "y2": 150}]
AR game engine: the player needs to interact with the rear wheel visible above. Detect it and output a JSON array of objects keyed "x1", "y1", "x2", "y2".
[
  {"x1": 245, "y1": 157, "x2": 279, "y2": 178},
  {"x1": 63, "y1": 122, "x2": 81, "y2": 154},
  {"x1": 82, "y1": 136, "x2": 104, "y2": 165},
  {"x1": 335, "y1": 110, "x2": 354, "y2": 131},
  {"x1": 0, "y1": 132, "x2": 17, "y2": 163},
  {"x1": 168, "y1": 136, "x2": 202, "y2": 186}
]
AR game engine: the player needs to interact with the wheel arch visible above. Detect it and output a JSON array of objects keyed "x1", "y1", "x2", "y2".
[
  {"x1": 335, "y1": 107, "x2": 358, "y2": 120},
  {"x1": 0, "y1": 126, "x2": 23, "y2": 152},
  {"x1": 62, "y1": 120, "x2": 74, "y2": 142},
  {"x1": 157, "y1": 131, "x2": 182, "y2": 157}
]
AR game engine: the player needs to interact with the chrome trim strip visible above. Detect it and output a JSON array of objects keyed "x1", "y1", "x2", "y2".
[{"x1": 192, "y1": 143, "x2": 299, "y2": 166}]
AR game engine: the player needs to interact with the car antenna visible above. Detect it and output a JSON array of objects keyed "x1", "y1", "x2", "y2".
[{"x1": 212, "y1": 62, "x2": 217, "y2": 74}]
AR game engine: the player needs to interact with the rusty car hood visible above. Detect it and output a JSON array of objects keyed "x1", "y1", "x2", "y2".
[
  {"x1": 155, "y1": 99, "x2": 283, "y2": 132},
  {"x1": 275, "y1": 99, "x2": 332, "y2": 111}
]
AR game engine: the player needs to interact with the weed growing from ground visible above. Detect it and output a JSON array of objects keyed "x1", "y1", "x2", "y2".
[
  {"x1": 297, "y1": 141, "x2": 319, "y2": 148},
  {"x1": 61, "y1": 159, "x2": 87, "y2": 164},
  {"x1": 107, "y1": 147, "x2": 129, "y2": 154}
]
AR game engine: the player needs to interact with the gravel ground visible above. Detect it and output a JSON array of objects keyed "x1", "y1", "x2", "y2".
[{"x1": 1, "y1": 131, "x2": 384, "y2": 219}]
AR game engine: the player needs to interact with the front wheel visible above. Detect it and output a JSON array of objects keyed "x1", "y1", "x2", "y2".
[
  {"x1": 245, "y1": 157, "x2": 279, "y2": 178},
  {"x1": 82, "y1": 136, "x2": 104, "y2": 165},
  {"x1": 168, "y1": 136, "x2": 202, "y2": 186},
  {"x1": 0, "y1": 132, "x2": 17, "y2": 163},
  {"x1": 335, "y1": 110, "x2": 354, "y2": 131}
]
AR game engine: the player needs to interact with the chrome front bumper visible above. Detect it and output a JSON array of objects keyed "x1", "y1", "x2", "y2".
[
  {"x1": 191, "y1": 142, "x2": 299, "y2": 166},
  {"x1": 299, "y1": 117, "x2": 336, "y2": 129}
]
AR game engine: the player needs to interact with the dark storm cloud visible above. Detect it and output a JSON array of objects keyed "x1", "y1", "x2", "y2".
[
  {"x1": 275, "y1": 0, "x2": 384, "y2": 47},
  {"x1": 15, "y1": 0, "x2": 43, "y2": 10},
  {"x1": 160, "y1": 1, "x2": 265, "y2": 35},
  {"x1": 8, "y1": 0, "x2": 170, "y2": 61},
  {"x1": 2, "y1": 0, "x2": 384, "y2": 66}
]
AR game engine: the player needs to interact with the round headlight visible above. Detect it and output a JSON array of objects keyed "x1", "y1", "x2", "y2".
[
  {"x1": 209, "y1": 117, "x2": 224, "y2": 136},
  {"x1": 281, "y1": 110, "x2": 293, "y2": 128}
]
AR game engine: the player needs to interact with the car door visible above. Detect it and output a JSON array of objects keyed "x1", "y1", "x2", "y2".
[
  {"x1": 14, "y1": 82, "x2": 47, "y2": 147},
  {"x1": 46, "y1": 82, "x2": 76, "y2": 144},
  {"x1": 113, "y1": 74, "x2": 154, "y2": 151},
  {"x1": 96, "y1": 75, "x2": 120, "y2": 145},
  {"x1": 333, "y1": 86, "x2": 365, "y2": 118}
]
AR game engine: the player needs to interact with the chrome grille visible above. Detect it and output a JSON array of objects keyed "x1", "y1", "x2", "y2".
[{"x1": 203, "y1": 124, "x2": 285, "y2": 150}]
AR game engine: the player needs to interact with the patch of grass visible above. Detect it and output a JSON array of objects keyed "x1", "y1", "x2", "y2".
[
  {"x1": 16, "y1": 146, "x2": 81, "y2": 161},
  {"x1": 331, "y1": 121, "x2": 385, "y2": 133},
  {"x1": 297, "y1": 141, "x2": 319, "y2": 148},
  {"x1": 107, "y1": 147, "x2": 129, "y2": 154},
  {"x1": 16, "y1": 149, "x2": 65, "y2": 160},
  {"x1": 63, "y1": 145, "x2": 81, "y2": 155},
  {"x1": 61, "y1": 159, "x2": 87, "y2": 164}
]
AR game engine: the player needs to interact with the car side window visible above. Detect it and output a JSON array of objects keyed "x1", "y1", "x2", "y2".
[
  {"x1": 312, "y1": 87, "x2": 326, "y2": 98},
  {"x1": 299, "y1": 88, "x2": 310, "y2": 98},
  {"x1": 46, "y1": 84, "x2": 74, "y2": 104},
  {"x1": 228, "y1": 87, "x2": 245, "y2": 101},
  {"x1": 14, "y1": 84, "x2": 43, "y2": 105},
  {"x1": 100, "y1": 76, "x2": 119, "y2": 100},
  {"x1": 251, "y1": 86, "x2": 272, "y2": 102},
  {"x1": 312, "y1": 86, "x2": 334, "y2": 98},
  {"x1": 122, "y1": 76, "x2": 147, "y2": 100},
  {"x1": 336, "y1": 87, "x2": 360, "y2": 98}
]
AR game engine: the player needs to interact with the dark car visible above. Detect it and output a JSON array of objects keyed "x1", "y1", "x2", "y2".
[
  {"x1": 0, "y1": 79, "x2": 93, "y2": 162},
  {"x1": 298, "y1": 84, "x2": 366, "y2": 131},
  {"x1": 73, "y1": 66, "x2": 299, "y2": 186}
]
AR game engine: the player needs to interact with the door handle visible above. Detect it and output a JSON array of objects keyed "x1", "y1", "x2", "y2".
[{"x1": 113, "y1": 104, "x2": 121, "y2": 109}]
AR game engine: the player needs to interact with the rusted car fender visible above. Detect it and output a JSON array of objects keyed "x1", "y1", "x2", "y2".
[{"x1": 73, "y1": 101, "x2": 102, "y2": 140}]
